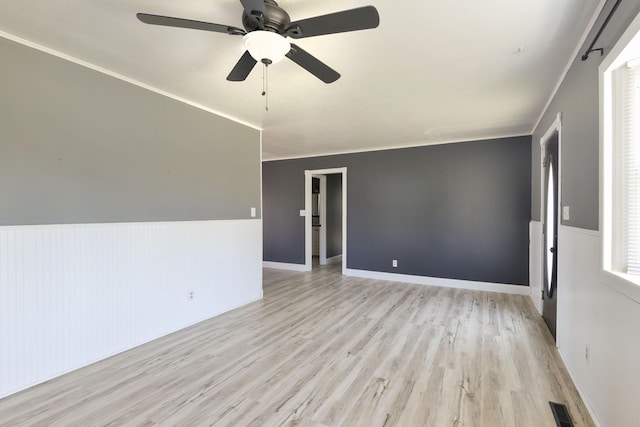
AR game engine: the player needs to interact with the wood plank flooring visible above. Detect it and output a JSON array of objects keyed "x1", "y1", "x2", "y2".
[{"x1": 0, "y1": 264, "x2": 594, "y2": 426}]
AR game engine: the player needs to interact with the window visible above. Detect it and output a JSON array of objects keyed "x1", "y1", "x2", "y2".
[
  {"x1": 601, "y1": 10, "x2": 640, "y2": 303},
  {"x1": 612, "y1": 61, "x2": 640, "y2": 274}
]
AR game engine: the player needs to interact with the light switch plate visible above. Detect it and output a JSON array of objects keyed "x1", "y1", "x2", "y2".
[
  {"x1": 562, "y1": 206, "x2": 570, "y2": 221},
  {"x1": 300, "y1": 210, "x2": 306, "y2": 217},
  {"x1": 250, "y1": 207, "x2": 256, "y2": 217}
]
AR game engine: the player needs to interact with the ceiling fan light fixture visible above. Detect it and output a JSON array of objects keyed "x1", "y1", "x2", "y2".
[{"x1": 243, "y1": 30, "x2": 291, "y2": 64}]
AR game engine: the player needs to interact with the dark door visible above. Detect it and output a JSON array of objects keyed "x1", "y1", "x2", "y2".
[{"x1": 542, "y1": 133, "x2": 559, "y2": 339}]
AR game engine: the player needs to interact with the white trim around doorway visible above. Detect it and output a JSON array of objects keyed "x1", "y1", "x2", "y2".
[
  {"x1": 304, "y1": 168, "x2": 347, "y2": 274},
  {"x1": 531, "y1": 114, "x2": 563, "y2": 314}
]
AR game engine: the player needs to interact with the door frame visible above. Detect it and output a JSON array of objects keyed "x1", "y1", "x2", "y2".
[
  {"x1": 539, "y1": 113, "x2": 562, "y2": 337},
  {"x1": 312, "y1": 174, "x2": 327, "y2": 264},
  {"x1": 304, "y1": 168, "x2": 347, "y2": 274}
]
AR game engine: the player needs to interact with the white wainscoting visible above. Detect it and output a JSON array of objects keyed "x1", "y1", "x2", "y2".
[
  {"x1": 529, "y1": 221, "x2": 543, "y2": 314},
  {"x1": 345, "y1": 269, "x2": 530, "y2": 295},
  {"x1": 556, "y1": 225, "x2": 640, "y2": 427},
  {"x1": 0, "y1": 219, "x2": 262, "y2": 399}
]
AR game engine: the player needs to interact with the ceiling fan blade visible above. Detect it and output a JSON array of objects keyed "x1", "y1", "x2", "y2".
[
  {"x1": 227, "y1": 51, "x2": 258, "y2": 81},
  {"x1": 288, "y1": 6, "x2": 379, "y2": 39},
  {"x1": 286, "y1": 44, "x2": 340, "y2": 84},
  {"x1": 240, "y1": 0, "x2": 267, "y2": 27},
  {"x1": 137, "y1": 13, "x2": 245, "y2": 35},
  {"x1": 240, "y1": 0, "x2": 267, "y2": 15}
]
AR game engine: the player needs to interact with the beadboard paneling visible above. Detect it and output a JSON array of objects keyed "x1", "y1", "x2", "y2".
[
  {"x1": 556, "y1": 225, "x2": 640, "y2": 426},
  {"x1": 0, "y1": 219, "x2": 262, "y2": 398}
]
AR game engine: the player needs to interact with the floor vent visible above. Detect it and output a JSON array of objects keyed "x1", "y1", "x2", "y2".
[{"x1": 549, "y1": 401, "x2": 574, "y2": 427}]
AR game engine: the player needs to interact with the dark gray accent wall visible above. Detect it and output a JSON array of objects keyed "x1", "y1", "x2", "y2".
[
  {"x1": 326, "y1": 174, "x2": 342, "y2": 258},
  {"x1": 0, "y1": 37, "x2": 260, "y2": 225},
  {"x1": 263, "y1": 160, "x2": 306, "y2": 264},
  {"x1": 531, "y1": 0, "x2": 640, "y2": 229},
  {"x1": 263, "y1": 136, "x2": 531, "y2": 285}
]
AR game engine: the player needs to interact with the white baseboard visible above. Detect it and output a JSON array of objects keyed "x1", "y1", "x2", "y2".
[
  {"x1": 344, "y1": 269, "x2": 530, "y2": 295},
  {"x1": 263, "y1": 261, "x2": 308, "y2": 272},
  {"x1": 326, "y1": 255, "x2": 343, "y2": 265}
]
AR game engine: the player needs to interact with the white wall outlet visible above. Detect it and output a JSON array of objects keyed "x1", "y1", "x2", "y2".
[
  {"x1": 300, "y1": 209, "x2": 306, "y2": 217},
  {"x1": 250, "y1": 207, "x2": 256, "y2": 217},
  {"x1": 562, "y1": 205, "x2": 570, "y2": 221},
  {"x1": 188, "y1": 290, "x2": 194, "y2": 301},
  {"x1": 392, "y1": 260, "x2": 398, "y2": 268}
]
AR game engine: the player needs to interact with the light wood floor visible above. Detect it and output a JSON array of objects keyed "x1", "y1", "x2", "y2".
[{"x1": 0, "y1": 264, "x2": 594, "y2": 426}]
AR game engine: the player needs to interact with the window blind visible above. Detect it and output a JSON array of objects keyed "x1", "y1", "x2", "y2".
[{"x1": 624, "y1": 62, "x2": 640, "y2": 275}]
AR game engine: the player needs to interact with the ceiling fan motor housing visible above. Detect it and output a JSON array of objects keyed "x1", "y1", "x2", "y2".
[{"x1": 242, "y1": 0, "x2": 291, "y2": 34}]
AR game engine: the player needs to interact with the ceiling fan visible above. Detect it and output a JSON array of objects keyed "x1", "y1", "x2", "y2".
[{"x1": 137, "y1": 0, "x2": 379, "y2": 84}]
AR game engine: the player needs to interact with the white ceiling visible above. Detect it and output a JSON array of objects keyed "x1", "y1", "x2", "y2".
[{"x1": 0, "y1": 0, "x2": 602, "y2": 160}]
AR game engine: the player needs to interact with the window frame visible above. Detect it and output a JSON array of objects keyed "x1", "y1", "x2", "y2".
[{"x1": 600, "y1": 9, "x2": 640, "y2": 304}]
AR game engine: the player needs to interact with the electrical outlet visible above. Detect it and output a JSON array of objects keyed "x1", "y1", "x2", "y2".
[
  {"x1": 392, "y1": 259, "x2": 398, "y2": 268},
  {"x1": 251, "y1": 207, "x2": 256, "y2": 217},
  {"x1": 188, "y1": 290, "x2": 195, "y2": 301}
]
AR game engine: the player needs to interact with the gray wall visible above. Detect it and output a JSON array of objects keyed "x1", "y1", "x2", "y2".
[
  {"x1": 263, "y1": 136, "x2": 531, "y2": 286},
  {"x1": 531, "y1": 0, "x2": 640, "y2": 229},
  {"x1": 326, "y1": 173, "x2": 342, "y2": 258},
  {"x1": 0, "y1": 37, "x2": 261, "y2": 225}
]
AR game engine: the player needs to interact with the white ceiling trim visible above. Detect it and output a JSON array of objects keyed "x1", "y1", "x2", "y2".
[
  {"x1": 263, "y1": 131, "x2": 531, "y2": 162},
  {"x1": 531, "y1": 0, "x2": 609, "y2": 133},
  {"x1": 0, "y1": 30, "x2": 261, "y2": 131}
]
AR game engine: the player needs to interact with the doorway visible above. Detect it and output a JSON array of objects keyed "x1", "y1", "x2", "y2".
[
  {"x1": 304, "y1": 168, "x2": 347, "y2": 274},
  {"x1": 541, "y1": 117, "x2": 561, "y2": 340}
]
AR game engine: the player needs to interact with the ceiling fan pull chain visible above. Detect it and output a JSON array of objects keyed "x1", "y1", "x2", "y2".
[
  {"x1": 262, "y1": 62, "x2": 266, "y2": 97},
  {"x1": 262, "y1": 61, "x2": 269, "y2": 111}
]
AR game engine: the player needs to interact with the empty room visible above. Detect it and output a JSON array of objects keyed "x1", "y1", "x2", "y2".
[{"x1": 1, "y1": 0, "x2": 640, "y2": 426}]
